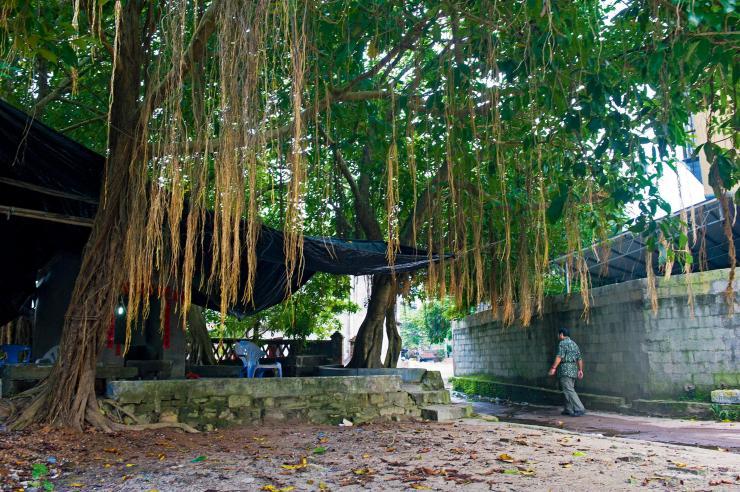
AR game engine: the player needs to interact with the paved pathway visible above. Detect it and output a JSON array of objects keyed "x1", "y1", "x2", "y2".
[{"x1": 456, "y1": 395, "x2": 740, "y2": 452}]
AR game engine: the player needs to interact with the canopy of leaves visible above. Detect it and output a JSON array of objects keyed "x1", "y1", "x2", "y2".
[{"x1": 1, "y1": 0, "x2": 737, "y2": 329}]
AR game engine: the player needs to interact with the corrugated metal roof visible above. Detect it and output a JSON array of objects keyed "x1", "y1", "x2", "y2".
[{"x1": 552, "y1": 196, "x2": 739, "y2": 286}]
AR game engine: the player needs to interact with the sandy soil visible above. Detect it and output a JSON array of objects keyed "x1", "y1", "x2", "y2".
[{"x1": 1, "y1": 418, "x2": 738, "y2": 491}]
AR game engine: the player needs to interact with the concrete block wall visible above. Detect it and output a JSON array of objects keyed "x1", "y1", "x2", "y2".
[{"x1": 452, "y1": 268, "x2": 739, "y2": 399}]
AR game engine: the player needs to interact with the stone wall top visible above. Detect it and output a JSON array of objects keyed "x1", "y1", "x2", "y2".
[
  {"x1": 107, "y1": 375, "x2": 403, "y2": 404},
  {"x1": 453, "y1": 267, "x2": 738, "y2": 332}
]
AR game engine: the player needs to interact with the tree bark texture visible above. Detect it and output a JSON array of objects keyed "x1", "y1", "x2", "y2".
[
  {"x1": 186, "y1": 305, "x2": 216, "y2": 366},
  {"x1": 11, "y1": 0, "x2": 145, "y2": 430},
  {"x1": 383, "y1": 296, "x2": 401, "y2": 368},
  {"x1": 346, "y1": 274, "x2": 393, "y2": 368}
]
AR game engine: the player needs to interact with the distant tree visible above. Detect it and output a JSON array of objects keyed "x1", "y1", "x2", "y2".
[
  {"x1": 205, "y1": 273, "x2": 357, "y2": 341},
  {"x1": 401, "y1": 299, "x2": 458, "y2": 348}
]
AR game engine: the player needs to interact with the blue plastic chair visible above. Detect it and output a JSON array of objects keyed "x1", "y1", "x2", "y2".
[
  {"x1": 234, "y1": 341, "x2": 282, "y2": 378},
  {"x1": 0, "y1": 344, "x2": 32, "y2": 367}
]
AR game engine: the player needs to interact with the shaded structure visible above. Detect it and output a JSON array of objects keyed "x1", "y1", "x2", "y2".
[
  {"x1": 552, "y1": 196, "x2": 739, "y2": 287},
  {"x1": 0, "y1": 99, "x2": 442, "y2": 382},
  {"x1": 455, "y1": 198, "x2": 739, "y2": 403}
]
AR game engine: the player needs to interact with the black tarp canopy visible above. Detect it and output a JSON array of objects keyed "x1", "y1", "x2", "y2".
[{"x1": 0, "y1": 99, "x2": 443, "y2": 325}]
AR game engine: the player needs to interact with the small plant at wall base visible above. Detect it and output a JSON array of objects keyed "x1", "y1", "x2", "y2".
[{"x1": 710, "y1": 404, "x2": 740, "y2": 422}]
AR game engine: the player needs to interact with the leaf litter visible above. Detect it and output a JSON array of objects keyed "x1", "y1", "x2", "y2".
[{"x1": 0, "y1": 420, "x2": 737, "y2": 490}]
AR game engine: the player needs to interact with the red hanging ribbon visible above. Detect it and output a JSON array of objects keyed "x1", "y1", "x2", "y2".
[
  {"x1": 106, "y1": 316, "x2": 115, "y2": 349},
  {"x1": 163, "y1": 294, "x2": 171, "y2": 350}
]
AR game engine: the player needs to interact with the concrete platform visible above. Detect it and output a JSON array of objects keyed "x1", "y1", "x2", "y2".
[
  {"x1": 450, "y1": 375, "x2": 626, "y2": 412},
  {"x1": 420, "y1": 403, "x2": 473, "y2": 421},
  {"x1": 461, "y1": 397, "x2": 740, "y2": 452},
  {"x1": 711, "y1": 389, "x2": 740, "y2": 404}
]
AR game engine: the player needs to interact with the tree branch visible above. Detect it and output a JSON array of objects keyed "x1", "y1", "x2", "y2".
[
  {"x1": 340, "y1": 8, "x2": 439, "y2": 93},
  {"x1": 323, "y1": 129, "x2": 383, "y2": 241},
  {"x1": 31, "y1": 64, "x2": 93, "y2": 116},
  {"x1": 59, "y1": 115, "x2": 107, "y2": 133}
]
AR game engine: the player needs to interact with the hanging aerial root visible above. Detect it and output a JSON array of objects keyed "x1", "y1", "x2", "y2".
[{"x1": 645, "y1": 248, "x2": 658, "y2": 315}]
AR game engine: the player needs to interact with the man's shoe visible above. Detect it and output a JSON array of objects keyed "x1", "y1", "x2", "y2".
[
  {"x1": 572, "y1": 411, "x2": 586, "y2": 417},
  {"x1": 561, "y1": 410, "x2": 573, "y2": 416}
]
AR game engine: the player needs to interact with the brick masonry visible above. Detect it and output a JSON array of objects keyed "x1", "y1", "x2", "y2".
[{"x1": 452, "y1": 268, "x2": 739, "y2": 399}]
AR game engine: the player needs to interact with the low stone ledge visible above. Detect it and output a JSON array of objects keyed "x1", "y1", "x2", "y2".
[
  {"x1": 452, "y1": 376, "x2": 740, "y2": 420},
  {"x1": 629, "y1": 399, "x2": 718, "y2": 419},
  {"x1": 450, "y1": 376, "x2": 625, "y2": 412},
  {"x1": 106, "y1": 375, "x2": 418, "y2": 429},
  {"x1": 317, "y1": 365, "x2": 427, "y2": 384},
  {"x1": 186, "y1": 365, "x2": 242, "y2": 378}
]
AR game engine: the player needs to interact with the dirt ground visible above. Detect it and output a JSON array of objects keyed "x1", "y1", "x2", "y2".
[{"x1": 1, "y1": 418, "x2": 738, "y2": 491}]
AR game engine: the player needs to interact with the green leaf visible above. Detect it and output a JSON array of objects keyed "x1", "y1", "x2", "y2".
[
  {"x1": 32, "y1": 463, "x2": 49, "y2": 480},
  {"x1": 716, "y1": 153, "x2": 736, "y2": 187},
  {"x1": 313, "y1": 446, "x2": 327, "y2": 455},
  {"x1": 647, "y1": 52, "x2": 664, "y2": 78},
  {"x1": 37, "y1": 48, "x2": 58, "y2": 63},
  {"x1": 564, "y1": 112, "x2": 581, "y2": 132},
  {"x1": 191, "y1": 455, "x2": 207, "y2": 463},
  {"x1": 678, "y1": 232, "x2": 688, "y2": 250},
  {"x1": 546, "y1": 190, "x2": 568, "y2": 224},
  {"x1": 692, "y1": 142, "x2": 706, "y2": 158},
  {"x1": 58, "y1": 43, "x2": 78, "y2": 66}
]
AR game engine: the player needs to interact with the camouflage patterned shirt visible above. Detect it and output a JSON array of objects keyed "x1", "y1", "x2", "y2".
[{"x1": 556, "y1": 337, "x2": 582, "y2": 378}]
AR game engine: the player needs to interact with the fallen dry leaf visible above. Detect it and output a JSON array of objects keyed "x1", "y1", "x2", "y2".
[
  {"x1": 281, "y1": 457, "x2": 308, "y2": 471},
  {"x1": 709, "y1": 479, "x2": 734, "y2": 486},
  {"x1": 497, "y1": 453, "x2": 515, "y2": 463}
]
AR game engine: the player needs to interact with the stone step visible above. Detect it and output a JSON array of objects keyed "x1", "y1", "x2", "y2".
[
  {"x1": 711, "y1": 389, "x2": 740, "y2": 404},
  {"x1": 420, "y1": 403, "x2": 473, "y2": 422},
  {"x1": 406, "y1": 389, "x2": 451, "y2": 406}
]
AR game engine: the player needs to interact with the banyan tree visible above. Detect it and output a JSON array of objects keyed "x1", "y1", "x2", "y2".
[{"x1": 0, "y1": 0, "x2": 737, "y2": 429}]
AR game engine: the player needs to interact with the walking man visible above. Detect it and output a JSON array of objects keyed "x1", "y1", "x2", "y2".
[{"x1": 548, "y1": 327, "x2": 586, "y2": 416}]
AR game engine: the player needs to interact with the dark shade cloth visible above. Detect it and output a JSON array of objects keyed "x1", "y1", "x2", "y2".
[{"x1": 0, "y1": 99, "x2": 446, "y2": 324}]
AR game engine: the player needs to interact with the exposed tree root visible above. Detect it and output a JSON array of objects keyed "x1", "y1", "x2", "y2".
[
  {"x1": 8, "y1": 385, "x2": 198, "y2": 434},
  {"x1": 0, "y1": 399, "x2": 15, "y2": 423},
  {"x1": 114, "y1": 422, "x2": 199, "y2": 433},
  {"x1": 99, "y1": 398, "x2": 143, "y2": 424}
]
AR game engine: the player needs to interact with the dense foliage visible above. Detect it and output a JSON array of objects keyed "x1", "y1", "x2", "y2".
[
  {"x1": 0, "y1": 0, "x2": 737, "y2": 428},
  {"x1": 2, "y1": 1, "x2": 736, "y2": 329}
]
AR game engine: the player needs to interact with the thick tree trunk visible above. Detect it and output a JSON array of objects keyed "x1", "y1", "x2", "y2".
[
  {"x1": 346, "y1": 275, "x2": 393, "y2": 368},
  {"x1": 186, "y1": 305, "x2": 216, "y2": 365},
  {"x1": 383, "y1": 297, "x2": 401, "y2": 368},
  {"x1": 11, "y1": 0, "x2": 145, "y2": 431}
]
